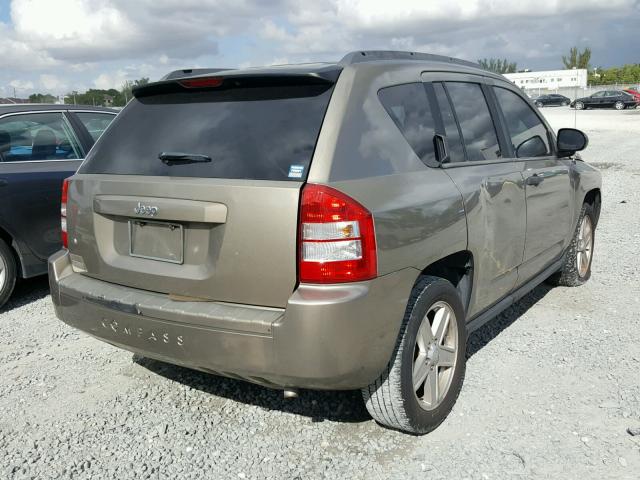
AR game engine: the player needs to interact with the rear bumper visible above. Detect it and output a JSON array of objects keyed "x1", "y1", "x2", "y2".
[{"x1": 49, "y1": 249, "x2": 418, "y2": 390}]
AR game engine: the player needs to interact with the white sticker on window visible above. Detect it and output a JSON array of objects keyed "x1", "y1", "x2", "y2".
[{"x1": 288, "y1": 165, "x2": 304, "y2": 178}]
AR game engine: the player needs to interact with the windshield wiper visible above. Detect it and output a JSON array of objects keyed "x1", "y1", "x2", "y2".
[{"x1": 158, "y1": 152, "x2": 212, "y2": 165}]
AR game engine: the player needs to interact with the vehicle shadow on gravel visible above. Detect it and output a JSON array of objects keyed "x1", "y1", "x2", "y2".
[
  {"x1": 467, "y1": 283, "x2": 553, "y2": 358},
  {"x1": 135, "y1": 283, "x2": 553, "y2": 424},
  {"x1": 135, "y1": 356, "x2": 372, "y2": 424},
  {"x1": 0, "y1": 276, "x2": 50, "y2": 313}
]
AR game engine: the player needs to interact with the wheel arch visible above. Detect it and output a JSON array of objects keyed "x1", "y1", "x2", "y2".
[
  {"x1": 418, "y1": 250, "x2": 474, "y2": 316},
  {"x1": 583, "y1": 188, "x2": 601, "y2": 225},
  {"x1": 0, "y1": 223, "x2": 23, "y2": 278}
]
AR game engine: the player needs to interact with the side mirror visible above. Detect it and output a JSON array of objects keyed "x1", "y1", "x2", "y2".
[
  {"x1": 516, "y1": 135, "x2": 547, "y2": 158},
  {"x1": 557, "y1": 128, "x2": 588, "y2": 158}
]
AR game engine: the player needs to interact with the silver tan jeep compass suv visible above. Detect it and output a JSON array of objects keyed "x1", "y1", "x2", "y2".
[{"x1": 49, "y1": 51, "x2": 601, "y2": 434}]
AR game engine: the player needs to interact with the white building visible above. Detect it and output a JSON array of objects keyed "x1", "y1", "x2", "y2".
[{"x1": 503, "y1": 69, "x2": 588, "y2": 92}]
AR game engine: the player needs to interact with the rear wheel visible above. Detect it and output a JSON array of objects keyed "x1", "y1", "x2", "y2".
[
  {"x1": 562, "y1": 100, "x2": 569, "y2": 106},
  {"x1": 615, "y1": 101, "x2": 625, "y2": 110},
  {"x1": 547, "y1": 203, "x2": 595, "y2": 287},
  {"x1": 0, "y1": 238, "x2": 17, "y2": 309},
  {"x1": 362, "y1": 276, "x2": 466, "y2": 434}
]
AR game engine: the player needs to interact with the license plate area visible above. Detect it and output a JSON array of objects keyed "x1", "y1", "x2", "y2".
[{"x1": 129, "y1": 220, "x2": 184, "y2": 264}]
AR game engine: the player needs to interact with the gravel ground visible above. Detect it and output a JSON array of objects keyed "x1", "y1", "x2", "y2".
[{"x1": 1, "y1": 107, "x2": 639, "y2": 480}]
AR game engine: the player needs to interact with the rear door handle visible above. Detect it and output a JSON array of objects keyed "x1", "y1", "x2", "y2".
[
  {"x1": 0, "y1": 178, "x2": 8, "y2": 187},
  {"x1": 526, "y1": 174, "x2": 544, "y2": 186}
]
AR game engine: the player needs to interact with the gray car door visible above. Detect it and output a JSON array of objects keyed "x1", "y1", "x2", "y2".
[
  {"x1": 0, "y1": 111, "x2": 83, "y2": 266},
  {"x1": 491, "y1": 85, "x2": 573, "y2": 284},
  {"x1": 425, "y1": 74, "x2": 527, "y2": 319}
]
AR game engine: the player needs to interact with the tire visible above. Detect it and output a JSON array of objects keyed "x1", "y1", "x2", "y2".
[
  {"x1": 0, "y1": 238, "x2": 17, "y2": 309},
  {"x1": 362, "y1": 276, "x2": 466, "y2": 434},
  {"x1": 562, "y1": 101, "x2": 569, "y2": 106},
  {"x1": 535, "y1": 101, "x2": 543, "y2": 108},
  {"x1": 614, "y1": 101, "x2": 625, "y2": 110},
  {"x1": 575, "y1": 101, "x2": 585, "y2": 110},
  {"x1": 547, "y1": 203, "x2": 596, "y2": 287}
]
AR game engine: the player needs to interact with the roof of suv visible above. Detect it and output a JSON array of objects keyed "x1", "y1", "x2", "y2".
[
  {"x1": 0, "y1": 104, "x2": 117, "y2": 115},
  {"x1": 143, "y1": 51, "x2": 504, "y2": 97}
]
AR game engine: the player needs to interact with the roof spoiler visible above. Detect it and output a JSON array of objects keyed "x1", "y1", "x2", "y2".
[{"x1": 133, "y1": 70, "x2": 341, "y2": 99}]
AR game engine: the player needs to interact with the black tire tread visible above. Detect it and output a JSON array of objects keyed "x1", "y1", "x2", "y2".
[
  {"x1": 0, "y1": 237, "x2": 17, "y2": 309},
  {"x1": 547, "y1": 203, "x2": 595, "y2": 287},
  {"x1": 362, "y1": 276, "x2": 465, "y2": 434}
]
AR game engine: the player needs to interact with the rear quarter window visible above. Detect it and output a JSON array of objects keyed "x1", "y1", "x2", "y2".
[
  {"x1": 378, "y1": 83, "x2": 437, "y2": 166},
  {"x1": 79, "y1": 84, "x2": 334, "y2": 181}
]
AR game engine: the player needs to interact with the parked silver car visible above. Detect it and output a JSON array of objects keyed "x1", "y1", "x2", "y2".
[{"x1": 49, "y1": 51, "x2": 601, "y2": 434}]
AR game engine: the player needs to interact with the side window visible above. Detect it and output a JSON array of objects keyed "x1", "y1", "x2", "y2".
[
  {"x1": 0, "y1": 112, "x2": 81, "y2": 162},
  {"x1": 445, "y1": 82, "x2": 501, "y2": 161},
  {"x1": 75, "y1": 112, "x2": 115, "y2": 141},
  {"x1": 493, "y1": 87, "x2": 551, "y2": 158},
  {"x1": 433, "y1": 83, "x2": 465, "y2": 163},
  {"x1": 378, "y1": 83, "x2": 436, "y2": 165}
]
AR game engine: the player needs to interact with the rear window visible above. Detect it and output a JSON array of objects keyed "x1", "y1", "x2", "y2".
[{"x1": 79, "y1": 84, "x2": 334, "y2": 181}]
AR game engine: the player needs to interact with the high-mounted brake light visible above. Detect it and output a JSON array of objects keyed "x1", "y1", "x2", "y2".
[
  {"x1": 178, "y1": 77, "x2": 224, "y2": 89},
  {"x1": 61, "y1": 178, "x2": 69, "y2": 248},
  {"x1": 299, "y1": 184, "x2": 377, "y2": 283}
]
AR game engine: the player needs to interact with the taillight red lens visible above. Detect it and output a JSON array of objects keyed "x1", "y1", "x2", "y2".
[
  {"x1": 299, "y1": 184, "x2": 377, "y2": 283},
  {"x1": 61, "y1": 178, "x2": 69, "y2": 248},
  {"x1": 178, "y1": 77, "x2": 224, "y2": 88}
]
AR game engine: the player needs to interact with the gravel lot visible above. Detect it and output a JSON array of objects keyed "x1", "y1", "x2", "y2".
[{"x1": 1, "y1": 107, "x2": 639, "y2": 480}]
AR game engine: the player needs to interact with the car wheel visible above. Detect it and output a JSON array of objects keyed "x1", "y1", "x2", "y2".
[
  {"x1": 362, "y1": 276, "x2": 466, "y2": 434},
  {"x1": 0, "y1": 238, "x2": 17, "y2": 309},
  {"x1": 562, "y1": 101, "x2": 569, "y2": 106},
  {"x1": 614, "y1": 101, "x2": 625, "y2": 110},
  {"x1": 547, "y1": 203, "x2": 595, "y2": 287},
  {"x1": 535, "y1": 101, "x2": 543, "y2": 108},
  {"x1": 575, "y1": 101, "x2": 585, "y2": 110}
]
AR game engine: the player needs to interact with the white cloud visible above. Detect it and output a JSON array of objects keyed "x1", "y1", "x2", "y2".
[
  {"x1": 0, "y1": 0, "x2": 638, "y2": 98},
  {"x1": 40, "y1": 74, "x2": 66, "y2": 91},
  {"x1": 93, "y1": 70, "x2": 128, "y2": 90},
  {"x1": 9, "y1": 79, "x2": 34, "y2": 90}
]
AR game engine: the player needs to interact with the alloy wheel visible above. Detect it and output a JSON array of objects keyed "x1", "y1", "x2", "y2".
[
  {"x1": 576, "y1": 102, "x2": 584, "y2": 110},
  {"x1": 576, "y1": 214, "x2": 594, "y2": 277},
  {"x1": 0, "y1": 254, "x2": 5, "y2": 291},
  {"x1": 412, "y1": 301, "x2": 458, "y2": 411},
  {"x1": 615, "y1": 101, "x2": 625, "y2": 110}
]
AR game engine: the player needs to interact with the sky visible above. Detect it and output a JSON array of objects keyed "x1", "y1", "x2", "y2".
[{"x1": 1, "y1": 0, "x2": 639, "y2": 98}]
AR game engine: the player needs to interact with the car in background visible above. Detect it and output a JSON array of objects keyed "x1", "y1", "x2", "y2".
[
  {"x1": 623, "y1": 88, "x2": 640, "y2": 104},
  {"x1": 570, "y1": 90, "x2": 639, "y2": 110},
  {"x1": 0, "y1": 104, "x2": 117, "y2": 308},
  {"x1": 532, "y1": 94, "x2": 571, "y2": 107}
]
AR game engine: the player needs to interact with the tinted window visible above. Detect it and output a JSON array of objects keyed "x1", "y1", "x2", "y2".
[
  {"x1": 493, "y1": 87, "x2": 551, "y2": 158},
  {"x1": 80, "y1": 84, "x2": 333, "y2": 181},
  {"x1": 0, "y1": 112, "x2": 81, "y2": 162},
  {"x1": 75, "y1": 112, "x2": 115, "y2": 141},
  {"x1": 433, "y1": 83, "x2": 465, "y2": 163},
  {"x1": 445, "y1": 82, "x2": 501, "y2": 161},
  {"x1": 378, "y1": 83, "x2": 436, "y2": 165}
]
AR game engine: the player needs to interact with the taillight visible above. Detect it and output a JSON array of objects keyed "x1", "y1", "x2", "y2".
[
  {"x1": 299, "y1": 184, "x2": 377, "y2": 283},
  {"x1": 61, "y1": 178, "x2": 69, "y2": 248}
]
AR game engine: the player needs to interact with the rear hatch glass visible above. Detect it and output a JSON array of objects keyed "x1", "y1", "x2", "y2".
[{"x1": 80, "y1": 82, "x2": 334, "y2": 181}]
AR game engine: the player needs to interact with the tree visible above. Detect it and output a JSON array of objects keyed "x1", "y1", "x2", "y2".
[
  {"x1": 588, "y1": 63, "x2": 640, "y2": 85},
  {"x1": 120, "y1": 77, "x2": 150, "y2": 105},
  {"x1": 28, "y1": 93, "x2": 57, "y2": 103},
  {"x1": 478, "y1": 58, "x2": 518, "y2": 74},
  {"x1": 562, "y1": 47, "x2": 591, "y2": 70}
]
